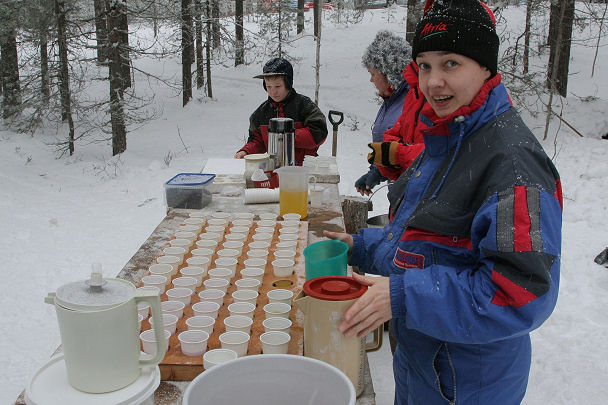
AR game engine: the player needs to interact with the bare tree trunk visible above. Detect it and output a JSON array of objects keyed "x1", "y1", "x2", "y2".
[
  {"x1": 152, "y1": 0, "x2": 158, "y2": 37},
  {"x1": 182, "y1": 0, "x2": 193, "y2": 106},
  {"x1": 235, "y1": 0, "x2": 244, "y2": 66},
  {"x1": 523, "y1": 0, "x2": 533, "y2": 74},
  {"x1": 118, "y1": 0, "x2": 131, "y2": 90},
  {"x1": 546, "y1": 0, "x2": 574, "y2": 97},
  {"x1": 314, "y1": 0, "x2": 322, "y2": 105},
  {"x1": 211, "y1": 0, "x2": 220, "y2": 49},
  {"x1": 107, "y1": 0, "x2": 127, "y2": 155},
  {"x1": 195, "y1": 0, "x2": 204, "y2": 88},
  {"x1": 406, "y1": 0, "x2": 423, "y2": 44},
  {"x1": 591, "y1": 2, "x2": 608, "y2": 77},
  {"x1": 55, "y1": 0, "x2": 75, "y2": 154},
  {"x1": 39, "y1": 21, "x2": 50, "y2": 103},
  {"x1": 93, "y1": 0, "x2": 108, "y2": 63},
  {"x1": 313, "y1": 0, "x2": 320, "y2": 38},
  {"x1": 0, "y1": 28, "x2": 21, "y2": 119},
  {"x1": 297, "y1": 0, "x2": 304, "y2": 34},
  {"x1": 205, "y1": 0, "x2": 213, "y2": 98}
]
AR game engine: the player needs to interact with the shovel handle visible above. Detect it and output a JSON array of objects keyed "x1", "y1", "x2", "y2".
[{"x1": 328, "y1": 110, "x2": 344, "y2": 131}]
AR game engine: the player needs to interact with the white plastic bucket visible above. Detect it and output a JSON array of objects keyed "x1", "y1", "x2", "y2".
[{"x1": 183, "y1": 354, "x2": 355, "y2": 405}]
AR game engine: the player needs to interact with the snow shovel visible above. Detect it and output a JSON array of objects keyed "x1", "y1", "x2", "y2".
[{"x1": 328, "y1": 110, "x2": 344, "y2": 157}]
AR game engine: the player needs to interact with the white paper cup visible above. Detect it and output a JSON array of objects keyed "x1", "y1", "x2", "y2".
[
  {"x1": 157, "y1": 254, "x2": 181, "y2": 270},
  {"x1": 199, "y1": 232, "x2": 223, "y2": 242},
  {"x1": 262, "y1": 317, "x2": 292, "y2": 334},
  {"x1": 232, "y1": 219, "x2": 253, "y2": 228},
  {"x1": 247, "y1": 249, "x2": 269, "y2": 260},
  {"x1": 235, "y1": 278, "x2": 261, "y2": 292},
  {"x1": 168, "y1": 238, "x2": 192, "y2": 249},
  {"x1": 207, "y1": 218, "x2": 229, "y2": 227},
  {"x1": 186, "y1": 315, "x2": 215, "y2": 335},
  {"x1": 173, "y1": 231, "x2": 197, "y2": 243},
  {"x1": 278, "y1": 227, "x2": 299, "y2": 235},
  {"x1": 217, "y1": 248, "x2": 240, "y2": 259},
  {"x1": 230, "y1": 226, "x2": 250, "y2": 235},
  {"x1": 263, "y1": 302, "x2": 291, "y2": 319},
  {"x1": 266, "y1": 289, "x2": 294, "y2": 306},
  {"x1": 137, "y1": 302, "x2": 150, "y2": 319},
  {"x1": 222, "y1": 241, "x2": 244, "y2": 254},
  {"x1": 258, "y1": 212, "x2": 277, "y2": 220},
  {"x1": 233, "y1": 212, "x2": 255, "y2": 220},
  {"x1": 203, "y1": 348, "x2": 237, "y2": 369},
  {"x1": 179, "y1": 224, "x2": 201, "y2": 233},
  {"x1": 260, "y1": 331, "x2": 291, "y2": 354},
  {"x1": 219, "y1": 331, "x2": 250, "y2": 357},
  {"x1": 276, "y1": 240, "x2": 298, "y2": 250},
  {"x1": 211, "y1": 212, "x2": 231, "y2": 220},
  {"x1": 255, "y1": 226, "x2": 275, "y2": 235},
  {"x1": 192, "y1": 301, "x2": 221, "y2": 319},
  {"x1": 274, "y1": 249, "x2": 296, "y2": 260},
  {"x1": 198, "y1": 288, "x2": 226, "y2": 307},
  {"x1": 140, "y1": 329, "x2": 170, "y2": 355},
  {"x1": 231, "y1": 289, "x2": 259, "y2": 306},
  {"x1": 282, "y1": 213, "x2": 301, "y2": 221},
  {"x1": 208, "y1": 267, "x2": 232, "y2": 282},
  {"x1": 180, "y1": 266, "x2": 206, "y2": 286},
  {"x1": 206, "y1": 225, "x2": 226, "y2": 235},
  {"x1": 227, "y1": 302, "x2": 256, "y2": 319},
  {"x1": 252, "y1": 232, "x2": 273, "y2": 242},
  {"x1": 214, "y1": 257, "x2": 238, "y2": 275},
  {"x1": 257, "y1": 220, "x2": 277, "y2": 228},
  {"x1": 138, "y1": 313, "x2": 144, "y2": 332},
  {"x1": 149, "y1": 313, "x2": 179, "y2": 335},
  {"x1": 184, "y1": 217, "x2": 206, "y2": 228},
  {"x1": 243, "y1": 257, "x2": 267, "y2": 269},
  {"x1": 203, "y1": 277, "x2": 229, "y2": 293},
  {"x1": 186, "y1": 256, "x2": 211, "y2": 270},
  {"x1": 142, "y1": 275, "x2": 167, "y2": 293},
  {"x1": 163, "y1": 246, "x2": 188, "y2": 260},
  {"x1": 278, "y1": 233, "x2": 298, "y2": 242},
  {"x1": 224, "y1": 315, "x2": 253, "y2": 334},
  {"x1": 282, "y1": 220, "x2": 300, "y2": 228},
  {"x1": 166, "y1": 287, "x2": 194, "y2": 306},
  {"x1": 248, "y1": 240, "x2": 270, "y2": 250},
  {"x1": 161, "y1": 300, "x2": 185, "y2": 319},
  {"x1": 188, "y1": 211, "x2": 207, "y2": 219},
  {"x1": 172, "y1": 276, "x2": 197, "y2": 292},
  {"x1": 196, "y1": 239, "x2": 218, "y2": 250},
  {"x1": 190, "y1": 248, "x2": 215, "y2": 259},
  {"x1": 272, "y1": 259, "x2": 295, "y2": 277},
  {"x1": 148, "y1": 263, "x2": 174, "y2": 282},
  {"x1": 225, "y1": 233, "x2": 248, "y2": 242},
  {"x1": 240, "y1": 267, "x2": 265, "y2": 283},
  {"x1": 178, "y1": 330, "x2": 209, "y2": 357}
]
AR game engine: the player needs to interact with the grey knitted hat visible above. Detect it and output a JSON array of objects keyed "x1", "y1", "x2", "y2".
[{"x1": 362, "y1": 30, "x2": 412, "y2": 90}]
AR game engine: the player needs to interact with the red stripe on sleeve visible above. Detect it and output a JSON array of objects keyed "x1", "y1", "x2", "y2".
[
  {"x1": 513, "y1": 186, "x2": 532, "y2": 252},
  {"x1": 491, "y1": 270, "x2": 537, "y2": 307},
  {"x1": 554, "y1": 179, "x2": 563, "y2": 211}
]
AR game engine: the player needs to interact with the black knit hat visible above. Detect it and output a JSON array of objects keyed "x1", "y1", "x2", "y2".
[
  {"x1": 412, "y1": 0, "x2": 499, "y2": 75},
  {"x1": 254, "y1": 57, "x2": 294, "y2": 90}
]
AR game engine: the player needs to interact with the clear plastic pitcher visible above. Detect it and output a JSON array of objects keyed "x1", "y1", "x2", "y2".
[{"x1": 275, "y1": 166, "x2": 311, "y2": 219}]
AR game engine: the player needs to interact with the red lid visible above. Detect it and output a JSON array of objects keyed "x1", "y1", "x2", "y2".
[{"x1": 303, "y1": 276, "x2": 367, "y2": 301}]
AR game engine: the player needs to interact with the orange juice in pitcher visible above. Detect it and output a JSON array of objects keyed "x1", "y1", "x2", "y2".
[
  {"x1": 275, "y1": 166, "x2": 311, "y2": 220},
  {"x1": 279, "y1": 189, "x2": 308, "y2": 219}
]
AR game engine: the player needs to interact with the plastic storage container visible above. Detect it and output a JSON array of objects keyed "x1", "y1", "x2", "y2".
[{"x1": 164, "y1": 173, "x2": 215, "y2": 209}]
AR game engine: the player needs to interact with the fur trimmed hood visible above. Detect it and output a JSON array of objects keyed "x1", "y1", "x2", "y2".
[{"x1": 362, "y1": 30, "x2": 412, "y2": 90}]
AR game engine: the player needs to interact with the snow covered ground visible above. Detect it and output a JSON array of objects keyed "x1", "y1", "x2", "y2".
[{"x1": 2, "y1": 4, "x2": 608, "y2": 404}]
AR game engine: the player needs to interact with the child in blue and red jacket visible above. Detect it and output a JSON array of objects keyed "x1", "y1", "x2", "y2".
[{"x1": 325, "y1": 1, "x2": 563, "y2": 404}]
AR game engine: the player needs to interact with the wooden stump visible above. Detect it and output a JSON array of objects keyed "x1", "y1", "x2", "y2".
[{"x1": 341, "y1": 196, "x2": 372, "y2": 275}]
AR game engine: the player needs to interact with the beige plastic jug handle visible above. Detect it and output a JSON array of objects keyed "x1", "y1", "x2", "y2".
[
  {"x1": 135, "y1": 289, "x2": 167, "y2": 366},
  {"x1": 365, "y1": 325, "x2": 383, "y2": 352},
  {"x1": 293, "y1": 292, "x2": 309, "y2": 314}
]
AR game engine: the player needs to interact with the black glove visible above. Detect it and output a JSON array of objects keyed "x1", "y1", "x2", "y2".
[
  {"x1": 367, "y1": 141, "x2": 400, "y2": 169},
  {"x1": 355, "y1": 165, "x2": 385, "y2": 194}
]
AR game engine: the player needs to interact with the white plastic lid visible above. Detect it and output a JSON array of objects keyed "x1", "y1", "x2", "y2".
[
  {"x1": 25, "y1": 354, "x2": 160, "y2": 405},
  {"x1": 54, "y1": 276, "x2": 135, "y2": 312}
]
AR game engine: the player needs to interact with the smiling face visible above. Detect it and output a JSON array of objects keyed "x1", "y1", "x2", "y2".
[
  {"x1": 264, "y1": 76, "x2": 289, "y2": 102},
  {"x1": 416, "y1": 51, "x2": 491, "y2": 118},
  {"x1": 368, "y1": 67, "x2": 392, "y2": 97}
]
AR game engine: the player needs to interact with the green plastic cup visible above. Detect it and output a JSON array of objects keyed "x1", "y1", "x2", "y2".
[{"x1": 303, "y1": 240, "x2": 348, "y2": 280}]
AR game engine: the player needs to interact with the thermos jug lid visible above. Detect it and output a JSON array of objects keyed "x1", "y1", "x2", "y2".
[
  {"x1": 269, "y1": 117, "x2": 294, "y2": 133},
  {"x1": 303, "y1": 276, "x2": 367, "y2": 301},
  {"x1": 54, "y1": 275, "x2": 135, "y2": 312}
]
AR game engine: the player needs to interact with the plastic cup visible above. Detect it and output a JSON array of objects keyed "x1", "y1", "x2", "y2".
[
  {"x1": 172, "y1": 276, "x2": 197, "y2": 292},
  {"x1": 240, "y1": 267, "x2": 265, "y2": 283},
  {"x1": 282, "y1": 213, "x2": 301, "y2": 221},
  {"x1": 186, "y1": 315, "x2": 215, "y2": 335},
  {"x1": 157, "y1": 254, "x2": 181, "y2": 270},
  {"x1": 227, "y1": 302, "x2": 256, "y2": 319},
  {"x1": 257, "y1": 220, "x2": 276, "y2": 228},
  {"x1": 140, "y1": 329, "x2": 170, "y2": 355},
  {"x1": 184, "y1": 217, "x2": 205, "y2": 228},
  {"x1": 196, "y1": 239, "x2": 218, "y2": 250},
  {"x1": 173, "y1": 231, "x2": 198, "y2": 243},
  {"x1": 266, "y1": 289, "x2": 294, "y2": 306},
  {"x1": 180, "y1": 266, "x2": 206, "y2": 286},
  {"x1": 141, "y1": 275, "x2": 167, "y2": 294},
  {"x1": 247, "y1": 249, "x2": 269, "y2": 260},
  {"x1": 255, "y1": 226, "x2": 275, "y2": 235},
  {"x1": 234, "y1": 278, "x2": 261, "y2": 292},
  {"x1": 137, "y1": 302, "x2": 150, "y2": 320},
  {"x1": 166, "y1": 287, "x2": 194, "y2": 306},
  {"x1": 179, "y1": 224, "x2": 201, "y2": 233},
  {"x1": 207, "y1": 218, "x2": 229, "y2": 227},
  {"x1": 278, "y1": 227, "x2": 298, "y2": 235},
  {"x1": 260, "y1": 331, "x2": 291, "y2": 354},
  {"x1": 230, "y1": 226, "x2": 250, "y2": 235},
  {"x1": 168, "y1": 238, "x2": 192, "y2": 249},
  {"x1": 222, "y1": 241, "x2": 244, "y2": 255},
  {"x1": 262, "y1": 317, "x2": 292, "y2": 334},
  {"x1": 186, "y1": 256, "x2": 211, "y2": 270},
  {"x1": 148, "y1": 264, "x2": 174, "y2": 284},
  {"x1": 211, "y1": 212, "x2": 231, "y2": 220},
  {"x1": 274, "y1": 249, "x2": 296, "y2": 260},
  {"x1": 192, "y1": 301, "x2": 221, "y2": 319},
  {"x1": 178, "y1": 330, "x2": 210, "y2": 357},
  {"x1": 149, "y1": 313, "x2": 179, "y2": 335},
  {"x1": 219, "y1": 331, "x2": 250, "y2": 357},
  {"x1": 138, "y1": 313, "x2": 144, "y2": 332},
  {"x1": 203, "y1": 348, "x2": 238, "y2": 369},
  {"x1": 206, "y1": 225, "x2": 226, "y2": 235},
  {"x1": 200, "y1": 232, "x2": 223, "y2": 242},
  {"x1": 231, "y1": 289, "x2": 259, "y2": 306},
  {"x1": 282, "y1": 220, "x2": 300, "y2": 228},
  {"x1": 248, "y1": 241, "x2": 270, "y2": 250},
  {"x1": 244, "y1": 257, "x2": 267, "y2": 269},
  {"x1": 163, "y1": 246, "x2": 188, "y2": 263},
  {"x1": 190, "y1": 248, "x2": 215, "y2": 259},
  {"x1": 203, "y1": 278, "x2": 229, "y2": 293},
  {"x1": 214, "y1": 257, "x2": 238, "y2": 276},
  {"x1": 198, "y1": 288, "x2": 226, "y2": 307},
  {"x1": 276, "y1": 241, "x2": 298, "y2": 250},
  {"x1": 161, "y1": 300, "x2": 185, "y2": 319},
  {"x1": 224, "y1": 315, "x2": 253, "y2": 334},
  {"x1": 278, "y1": 233, "x2": 298, "y2": 242},
  {"x1": 252, "y1": 232, "x2": 273, "y2": 242},
  {"x1": 208, "y1": 267, "x2": 232, "y2": 282},
  {"x1": 272, "y1": 259, "x2": 295, "y2": 277},
  {"x1": 233, "y1": 212, "x2": 254, "y2": 220},
  {"x1": 302, "y1": 239, "x2": 348, "y2": 281},
  {"x1": 225, "y1": 233, "x2": 248, "y2": 243},
  {"x1": 258, "y1": 212, "x2": 277, "y2": 221},
  {"x1": 217, "y1": 249, "x2": 240, "y2": 259},
  {"x1": 232, "y1": 219, "x2": 253, "y2": 228},
  {"x1": 188, "y1": 211, "x2": 207, "y2": 219},
  {"x1": 263, "y1": 302, "x2": 291, "y2": 319}
]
